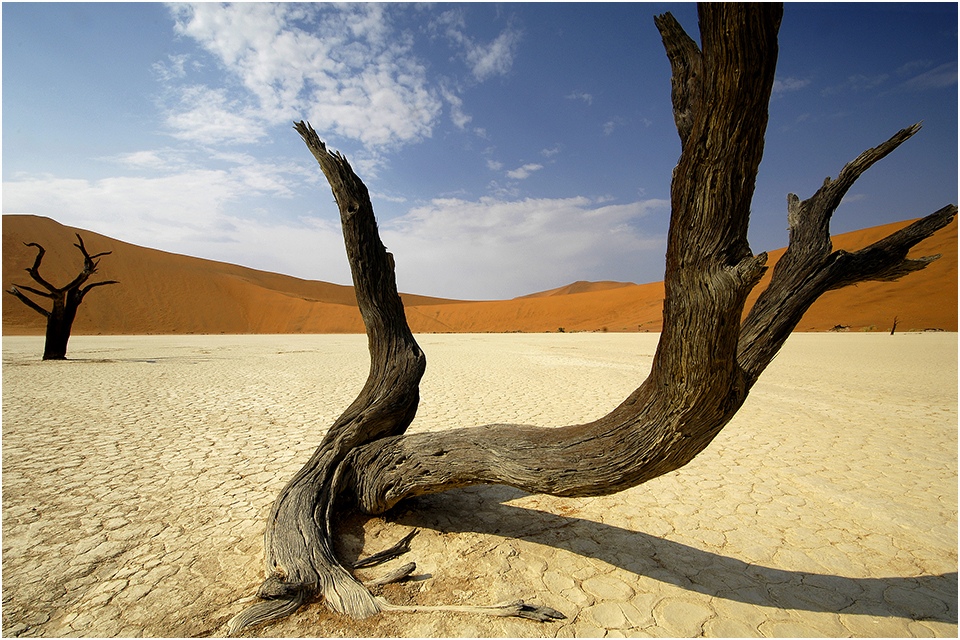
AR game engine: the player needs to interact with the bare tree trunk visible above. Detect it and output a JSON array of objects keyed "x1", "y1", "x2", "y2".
[
  {"x1": 7, "y1": 235, "x2": 118, "y2": 360},
  {"x1": 228, "y1": 3, "x2": 956, "y2": 633}
]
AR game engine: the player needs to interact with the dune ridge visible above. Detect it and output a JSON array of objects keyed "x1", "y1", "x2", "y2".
[{"x1": 3, "y1": 214, "x2": 956, "y2": 335}]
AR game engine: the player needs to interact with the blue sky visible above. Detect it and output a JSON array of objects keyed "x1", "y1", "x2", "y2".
[{"x1": 3, "y1": 3, "x2": 957, "y2": 300}]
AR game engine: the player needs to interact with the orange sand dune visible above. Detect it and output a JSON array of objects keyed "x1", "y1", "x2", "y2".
[
  {"x1": 518, "y1": 280, "x2": 636, "y2": 298},
  {"x1": 3, "y1": 214, "x2": 956, "y2": 335},
  {"x1": 746, "y1": 218, "x2": 957, "y2": 333}
]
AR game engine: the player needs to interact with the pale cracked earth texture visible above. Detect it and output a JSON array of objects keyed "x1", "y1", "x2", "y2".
[{"x1": 2, "y1": 332, "x2": 957, "y2": 637}]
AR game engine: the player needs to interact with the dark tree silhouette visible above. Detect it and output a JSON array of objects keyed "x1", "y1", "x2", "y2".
[
  {"x1": 227, "y1": 4, "x2": 956, "y2": 633},
  {"x1": 7, "y1": 234, "x2": 118, "y2": 360}
]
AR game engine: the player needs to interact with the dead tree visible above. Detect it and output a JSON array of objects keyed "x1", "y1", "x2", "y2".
[
  {"x1": 227, "y1": 4, "x2": 956, "y2": 633},
  {"x1": 7, "y1": 234, "x2": 118, "y2": 360}
]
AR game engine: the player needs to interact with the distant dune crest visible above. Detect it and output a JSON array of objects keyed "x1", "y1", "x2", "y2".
[
  {"x1": 3, "y1": 214, "x2": 956, "y2": 335},
  {"x1": 517, "y1": 280, "x2": 637, "y2": 299}
]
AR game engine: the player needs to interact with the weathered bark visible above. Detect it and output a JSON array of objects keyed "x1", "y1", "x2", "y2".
[
  {"x1": 226, "y1": 123, "x2": 428, "y2": 633},
  {"x1": 7, "y1": 235, "x2": 118, "y2": 360},
  {"x1": 737, "y1": 124, "x2": 956, "y2": 382},
  {"x1": 228, "y1": 3, "x2": 956, "y2": 633}
]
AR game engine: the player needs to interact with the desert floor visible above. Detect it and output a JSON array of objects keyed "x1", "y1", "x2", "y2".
[{"x1": 2, "y1": 332, "x2": 957, "y2": 638}]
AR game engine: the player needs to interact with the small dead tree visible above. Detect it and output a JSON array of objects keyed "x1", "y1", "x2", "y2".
[
  {"x1": 227, "y1": 4, "x2": 956, "y2": 633},
  {"x1": 7, "y1": 234, "x2": 118, "y2": 360}
]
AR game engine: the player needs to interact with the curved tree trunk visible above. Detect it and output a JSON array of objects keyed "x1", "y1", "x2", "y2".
[
  {"x1": 340, "y1": 3, "x2": 779, "y2": 511},
  {"x1": 228, "y1": 3, "x2": 956, "y2": 633}
]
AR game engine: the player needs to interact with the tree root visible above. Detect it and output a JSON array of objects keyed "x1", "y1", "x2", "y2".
[
  {"x1": 376, "y1": 598, "x2": 566, "y2": 621},
  {"x1": 352, "y1": 529, "x2": 418, "y2": 569},
  {"x1": 225, "y1": 529, "x2": 563, "y2": 635},
  {"x1": 364, "y1": 561, "x2": 417, "y2": 587},
  {"x1": 225, "y1": 587, "x2": 308, "y2": 636}
]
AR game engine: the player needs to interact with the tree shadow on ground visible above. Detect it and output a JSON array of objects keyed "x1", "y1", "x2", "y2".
[{"x1": 386, "y1": 485, "x2": 956, "y2": 624}]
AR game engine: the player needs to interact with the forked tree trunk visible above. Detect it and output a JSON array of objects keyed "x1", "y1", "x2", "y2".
[
  {"x1": 228, "y1": 3, "x2": 956, "y2": 633},
  {"x1": 7, "y1": 235, "x2": 118, "y2": 360}
]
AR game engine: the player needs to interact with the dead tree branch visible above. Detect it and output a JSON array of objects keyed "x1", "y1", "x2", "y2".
[
  {"x1": 227, "y1": 3, "x2": 955, "y2": 634},
  {"x1": 7, "y1": 234, "x2": 118, "y2": 359},
  {"x1": 737, "y1": 124, "x2": 956, "y2": 382}
]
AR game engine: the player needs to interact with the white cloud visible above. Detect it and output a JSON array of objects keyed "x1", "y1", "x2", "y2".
[
  {"x1": 772, "y1": 76, "x2": 811, "y2": 95},
  {"x1": 433, "y1": 8, "x2": 522, "y2": 82},
  {"x1": 152, "y1": 54, "x2": 190, "y2": 82},
  {"x1": 382, "y1": 196, "x2": 668, "y2": 298},
  {"x1": 846, "y1": 74, "x2": 889, "y2": 91},
  {"x1": 541, "y1": 145, "x2": 562, "y2": 158},
  {"x1": 486, "y1": 159, "x2": 504, "y2": 171},
  {"x1": 5, "y1": 171, "x2": 242, "y2": 239},
  {"x1": 108, "y1": 150, "x2": 177, "y2": 170},
  {"x1": 602, "y1": 117, "x2": 624, "y2": 136},
  {"x1": 4, "y1": 169, "x2": 670, "y2": 299},
  {"x1": 566, "y1": 91, "x2": 594, "y2": 105},
  {"x1": 900, "y1": 61, "x2": 957, "y2": 90},
  {"x1": 486, "y1": 180, "x2": 520, "y2": 199},
  {"x1": 465, "y1": 27, "x2": 522, "y2": 81},
  {"x1": 0, "y1": 159, "x2": 346, "y2": 280},
  {"x1": 164, "y1": 85, "x2": 266, "y2": 145},
  {"x1": 506, "y1": 163, "x2": 543, "y2": 180},
  {"x1": 896, "y1": 59, "x2": 933, "y2": 77},
  {"x1": 822, "y1": 73, "x2": 889, "y2": 96},
  {"x1": 840, "y1": 192, "x2": 867, "y2": 204},
  {"x1": 441, "y1": 85, "x2": 472, "y2": 130},
  {"x1": 166, "y1": 3, "x2": 442, "y2": 150},
  {"x1": 370, "y1": 191, "x2": 408, "y2": 205}
]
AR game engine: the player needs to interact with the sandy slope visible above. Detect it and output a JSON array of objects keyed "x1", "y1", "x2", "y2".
[{"x1": 3, "y1": 214, "x2": 956, "y2": 335}]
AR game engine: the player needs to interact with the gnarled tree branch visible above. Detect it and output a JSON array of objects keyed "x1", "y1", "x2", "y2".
[
  {"x1": 654, "y1": 11, "x2": 702, "y2": 147},
  {"x1": 229, "y1": 3, "x2": 955, "y2": 634},
  {"x1": 228, "y1": 123, "x2": 428, "y2": 633},
  {"x1": 9, "y1": 286, "x2": 52, "y2": 317},
  {"x1": 21, "y1": 242, "x2": 58, "y2": 292},
  {"x1": 231, "y1": 5, "x2": 782, "y2": 633},
  {"x1": 737, "y1": 123, "x2": 956, "y2": 382}
]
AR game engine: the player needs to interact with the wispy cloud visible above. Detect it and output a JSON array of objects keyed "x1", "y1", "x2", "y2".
[
  {"x1": 566, "y1": 91, "x2": 594, "y2": 105},
  {"x1": 467, "y1": 27, "x2": 522, "y2": 81},
  {"x1": 840, "y1": 192, "x2": 867, "y2": 205},
  {"x1": 440, "y1": 84, "x2": 473, "y2": 130},
  {"x1": 772, "y1": 76, "x2": 811, "y2": 95},
  {"x1": 541, "y1": 144, "x2": 562, "y2": 158},
  {"x1": 2, "y1": 167, "x2": 354, "y2": 284},
  {"x1": 5, "y1": 167, "x2": 669, "y2": 299},
  {"x1": 900, "y1": 61, "x2": 957, "y2": 90},
  {"x1": 4, "y1": 149, "x2": 313, "y2": 238},
  {"x1": 151, "y1": 54, "x2": 190, "y2": 82},
  {"x1": 166, "y1": 4, "x2": 442, "y2": 150},
  {"x1": 895, "y1": 59, "x2": 934, "y2": 77},
  {"x1": 163, "y1": 85, "x2": 266, "y2": 145},
  {"x1": 433, "y1": 9, "x2": 522, "y2": 82},
  {"x1": 107, "y1": 150, "x2": 181, "y2": 171},
  {"x1": 602, "y1": 117, "x2": 625, "y2": 136},
  {"x1": 5, "y1": 171, "x2": 257, "y2": 240},
  {"x1": 821, "y1": 73, "x2": 889, "y2": 96},
  {"x1": 506, "y1": 163, "x2": 543, "y2": 180},
  {"x1": 382, "y1": 196, "x2": 669, "y2": 298}
]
